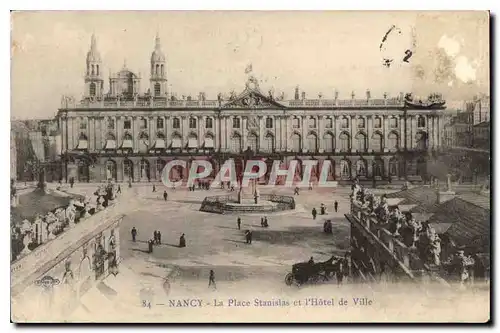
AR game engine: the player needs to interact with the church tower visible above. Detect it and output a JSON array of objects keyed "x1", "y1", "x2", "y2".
[
  {"x1": 84, "y1": 33, "x2": 104, "y2": 99},
  {"x1": 150, "y1": 33, "x2": 167, "y2": 97}
]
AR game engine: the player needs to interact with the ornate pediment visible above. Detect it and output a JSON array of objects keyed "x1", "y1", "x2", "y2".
[{"x1": 222, "y1": 88, "x2": 285, "y2": 109}]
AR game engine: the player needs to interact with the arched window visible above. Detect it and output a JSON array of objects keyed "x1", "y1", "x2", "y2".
[
  {"x1": 325, "y1": 117, "x2": 333, "y2": 129},
  {"x1": 372, "y1": 132, "x2": 383, "y2": 152},
  {"x1": 154, "y1": 132, "x2": 166, "y2": 149},
  {"x1": 388, "y1": 132, "x2": 399, "y2": 150},
  {"x1": 140, "y1": 118, "x2": 147, "y2": 129},
  {"x1": 291, "y1": 133, "x2": 301, "y2": 152},
  {"x1": 308, "y1": 117, "x2": 317, "y2": 128},
  {"x1": 307, "y1": 133, "x2": 317, "y2": 152},
  {"x1": 77, "y1": 133, "x2": 88, "y2": 150},
  {"x1": 204, "y1": 134, "x2": 214, "y2": 149},
  {"x1": 355, "y1": 132, "x2": 367, "y2": 152},
  {"x1": 90, "y1": 83, "x2": 96, "y2": 96},
  {"x1": 416, "y1": 131, "x2": 428, "y2": 150},
  {"x1": 248, "y1": 133, "x2": 258, "y2": 152},
  {"x1": 292, "y1": 117, "x2": 300, "y2": 129},
  {"x1": 123, "y1": 160, "x2": 134, "y2": 181},
  {"x1": 156, "y1": 64, "x2": 160, "y2": 75},
  {"x1": 390, "y1": 117, "x2": 398, "y2": 128},
  {"x1": 189, "y1": 117, "x2": 197, "y2": 129},
  {"x1": 340, "y1": 160, "x2": 350, "y2": 179},
  {"x1": 264, "y1": 133, "x2": 274, "y2": 152},
  {"x1": 357, "y1": 118, "x2": 366, "y2": 128},
  {"x1": 341, "y1": 117, "x2": 350, "y2": 129},
  {"x1": 232, "y1": 117, "x2": 240, "y2": 128},
  {"x1": 171, "y1": 133, "x2": 182, "y2": 149},
  {"x1": 154, "y1": 83, "x2": 161, "y2": 96},
  {"x1": 187, "y1": 134, "x2": 198, "y2": 149},
  {"x1": 205, "y1": 117, "x2": 213, "y2": 129},
  {"x1": 156, "y1": 160, "x2": 166, "y2": 178},
  {"x1": 107, "y1": 118, "x2": 115, "y2": 129},
  {"x1": 96, "y1": 65, "x2": 99, "y2": 76},
  {"x1": 374, "y1": 116, "x2": 382, "y2": 128},
  {"x1": 417, "y1": 116, "x2": 426, "y2": 128},
  {"x1": 373, "y1": 159, "x2": 384, "y2": 177},
  {"x1": 140, "y1": 160, "x2": 150, "y2": 180},
  {"x1": 356, "y1": 159, "x2": 367, "y2": 178},
  {"x1": 105, "y1": 133, "x2": 116, "y2": 150},
  {"x1": 161, "y1": 64, "x2": 164, "y2": 75},
  {"x1": 266, "y1": 117, "x2": 273, "y2": 129},
  {"x1": 321, "y1": 133, "x2": 333, "y2": 152},
  {"x1": 389, "y1": 158, "x2": 399, "y2": 177},
  {"x1": 139, "y1": 132, "x2": 149, "y2": 153},
  {"x1": 173, "y1": 117, "x2": 180, "y2": 129},
  {"x1": 339, "y1": 132, "x2": 350, "y2": 152},
  {"x1": 122, "y1": 133, "x2": 133, "y2": 149},
  {"x1": 91, "y1": 65, "x2": 95, "y2": 75},
  {"x1": 231, "y1": 133, "x2": 242, "y2": 152},
  {"x1": 105, "y1": 160, "x2": 117, "y2": 180}
]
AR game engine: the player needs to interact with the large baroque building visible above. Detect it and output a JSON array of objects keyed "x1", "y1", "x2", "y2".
[{"x1": 56, "y1": 34, "x2": 447, "y2": 184}]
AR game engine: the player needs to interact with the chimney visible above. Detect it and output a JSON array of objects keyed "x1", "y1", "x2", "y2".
[{"x1": 437, "y1": 174, "x2": 456, "y2": 204}]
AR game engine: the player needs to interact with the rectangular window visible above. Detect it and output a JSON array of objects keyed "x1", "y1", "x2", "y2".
[
  {"x1": 108, "y1": 119, "x2": 115, "y2": 130},
  {"x1": 205, "y1": 118, "x2": 213, "y2": 129},
  {"x1": 80, "y1": 122, "x2": 87, "y2": 130},
  {"x1": 232, "y1": 117, "x2": 240, "y2": 128},
  {"x1": 124, "y1": 119, "x2": 131, "y2": 129},
  {"x1": 189, "y1": 118, "x2": 197, "y2": 129},
  {"x1": 140, "y1": 119, "x2": 147, "y2": 129},
  {"x1": 157, "y1": 118, "x2": 164, "y2": 128}
]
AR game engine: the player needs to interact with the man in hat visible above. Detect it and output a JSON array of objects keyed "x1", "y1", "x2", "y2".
[
  {"x1": 237, "y1": 217, "x2": 241, "y2": 230},
  {"x1": 179, "y1": 233, "x2": 186, "y2": 248}
]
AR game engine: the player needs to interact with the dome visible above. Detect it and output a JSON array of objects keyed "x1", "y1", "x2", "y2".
[
  {"x1": 150, "y1": 34, "x2": 166, "y2": 63},
  {"x1": 151, "y1": 49, "x2": 166, "y2": 62}
]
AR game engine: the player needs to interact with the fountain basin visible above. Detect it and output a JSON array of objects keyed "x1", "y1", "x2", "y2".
[{"x1": 200, "y1": 194, "x2": 295, "y2": 214}]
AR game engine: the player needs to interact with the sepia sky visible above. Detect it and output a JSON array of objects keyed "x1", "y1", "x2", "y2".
[{"x1": 11, "y1": 11, "x2": 489, "y2": 119}]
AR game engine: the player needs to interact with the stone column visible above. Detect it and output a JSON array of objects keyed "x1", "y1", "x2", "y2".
[
  {"x1": 382, "y1": 115, "x2": 389, "y2": 152},
  {"x1": 88, "y1": 118, "x2": 95, "y2": 152},
  {"x1": 259, "y1": 116, "x2": 265, "y2": 152},
  {"x1": 198, "y1": 116, "x2": 204, "y2": 146},
  {"x1": 301, "y1": 116, "x2": 306, "y2": 152},
  {"x1": 67, "y1": 117, "x2": 74, "y2": 150},
  {"x1": 133, "y1": 116, "x2": 140, "y2": 152},
  {"x1": 166, "y1": 117, "x2": 172, "y2": 148},
  {"x1": 242, "y1": 116, "x2": 247, "y2": 150},
  {"x1": 182, "y1": 116, "x2": 188, "y2": 150},
  {"x1": 318, "y1": 116, "x2": 324, "y2": 151},
  {"x1": 427, "y1": 115, "x2": 432, "y2": 150},
  {"x1": 366, "y1": 116, "x2": 372, "y2": 152},
  {"x1": 286, "y1": 116, "x2": 292, "y2": 151}
]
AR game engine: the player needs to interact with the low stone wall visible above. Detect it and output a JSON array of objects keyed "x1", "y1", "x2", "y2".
[{"x1": 200, "y1": 194, "x2": 295, "y2": 214}]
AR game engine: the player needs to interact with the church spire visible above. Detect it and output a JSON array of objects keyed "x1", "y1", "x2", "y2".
[
  {"x1": 90, "y1": 33, "x2": 97, "y2": 51},
  {"x1": 155, "y1": 31, "x2": 161, "y2": 51}
]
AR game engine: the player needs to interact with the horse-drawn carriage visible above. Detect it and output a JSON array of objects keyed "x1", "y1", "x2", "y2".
[{"x1": 284, "y1": 255, "x2": 349, "y2": 286}]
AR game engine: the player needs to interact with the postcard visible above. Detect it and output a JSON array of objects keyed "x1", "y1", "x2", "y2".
[{"x1": 10, "y1": 10, "x2": 490, "y2": 323}]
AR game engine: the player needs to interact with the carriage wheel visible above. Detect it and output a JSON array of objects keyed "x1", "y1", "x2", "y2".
[{"x1": 285, "y1": 273, "x2": 294, "y2": 286}]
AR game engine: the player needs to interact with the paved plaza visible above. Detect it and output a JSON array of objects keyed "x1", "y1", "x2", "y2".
[{"x1": 117, "y1": 185, "x2": 352, "y2": 291}]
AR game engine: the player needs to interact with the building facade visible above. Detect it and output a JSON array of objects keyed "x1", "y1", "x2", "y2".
[{"x1": 56, "y1": 34, "x2": 447, "y2": 184}]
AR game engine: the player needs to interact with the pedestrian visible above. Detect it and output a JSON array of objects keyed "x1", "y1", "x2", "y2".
[
  {"x1": 312, "y1": 208, "x2": 317, "y2": 220},
  {"x1": 131, "y1": 227, "x2": 137, "y2": 242},
  {"x1": 179, "y1": 233, "x2": 186, "y2": 248},
  {"x1": 249, "y1": 230, "x2": 253, "y2": 244},
  {"x1": 261, "y1": 217, "x2": 265, "y2": 227},
  {"x1": 163, "y1": 190, "x2": 168, "y2": 201},
  {"x1": 157, "y1": 231, "x2": 162, "y2": 245},
  {"x1": 334, "y1": 200, "x2": 338, "y2": 213},
  {"x1": 237, "y1": 217, "x2": 241, "y2": 230},
  {"x1": 245, "y1": 230, "x2": 251, "y2": 244},
  {"x1": 320, "y1": 203, "x2": 326, "y2": 215},
  {"x1": 264, "y1": 216, "x2": 269, "y2": 228},
  {"x1": 153, "y1": 231, "x2": 158, "y2": 245},
  {"x1": 294, "y1": 187, "x2": 300, "y2": 195},
  {"x1": 148, "y1": 239, "x2": 154, "y2": 253},
  {"x1": 153, "y1": 184, "x2": 156, "y2": 192},
  {"x1": 208, "y1": 269, "x2": 216, "y2": 289},
  {"x1": 117, "y1": 185, "x2": 121, "y2": 194}
]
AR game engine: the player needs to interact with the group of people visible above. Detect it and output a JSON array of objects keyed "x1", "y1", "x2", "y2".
[
  {"x1": 188, "y1": 181, "x2": 211, "y2": 191},
  {"x1": 311, "y1": 201, "x2": 339, "y2": 220},
  {"x1": 131, "y1": 227, "x2": 186, "y2": 253}
]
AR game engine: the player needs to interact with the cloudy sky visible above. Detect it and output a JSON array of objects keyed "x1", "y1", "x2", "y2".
[{"x1": 11, "y1": 11, "x2": 489, "y2": 119}]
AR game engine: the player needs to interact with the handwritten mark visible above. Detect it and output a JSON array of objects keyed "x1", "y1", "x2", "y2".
[
  {"x1": 403, "y1": 50, "x2": 413, "y2": 63},
  {"x1": 383, "y1": 58, "x2": 394, "y2": 68}
]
